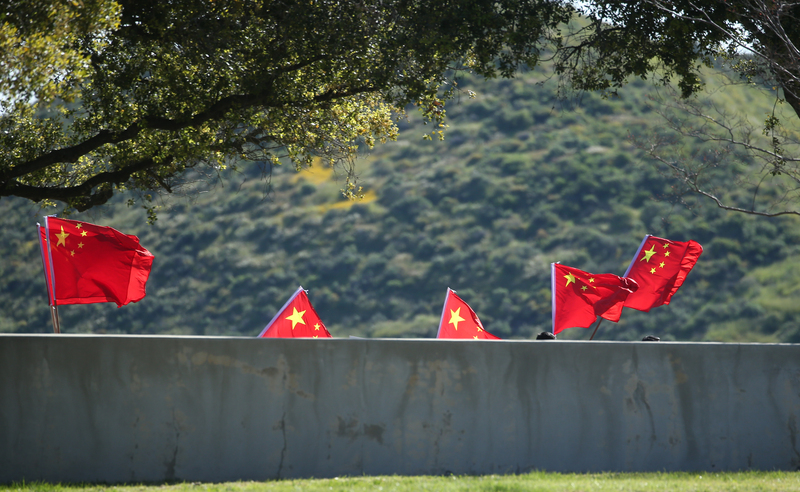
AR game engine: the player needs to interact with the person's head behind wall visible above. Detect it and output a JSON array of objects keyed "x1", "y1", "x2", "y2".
[
  {"x1": 536, "y1": 331, "x2": 557, "y2": 340},
  {"x1": 642, "y1": 335, "x2": 660, "y2": 341}
]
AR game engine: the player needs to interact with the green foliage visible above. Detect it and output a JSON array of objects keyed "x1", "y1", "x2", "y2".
[
  {"x1": 0, "y1": 0, "x2": 571, "y2": 213},
  {"x1": 2, "y1": 66, "x2": 800, "y2": 342}
]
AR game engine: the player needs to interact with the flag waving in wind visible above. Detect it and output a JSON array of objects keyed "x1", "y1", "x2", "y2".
[
  {"x1": 551, "y1": 263, "x2": 638, "y2": 335},
  {"x1": 258, "y1": 286, "x2": 332, "y2": 338},
  {"x1": 38, "y1": 216, "x2": 154, "y2": 308},
  {"x1": 437, "y1": 288, "x2": 500, "y2": 339},
  {"x1": 623, "y1": 235, "x2": 703, "y2": 312}
]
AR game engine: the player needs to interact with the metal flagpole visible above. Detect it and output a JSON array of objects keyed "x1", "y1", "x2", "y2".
[
  {"x1": 50, "y1": 306, "x2": 60, "y2": 334},
  {"x1": 589, "y1": 317, "x2": 603, "y2": 340},
  {"x1": 43, "y1": 215, "x2": 61, "y2": 333}
]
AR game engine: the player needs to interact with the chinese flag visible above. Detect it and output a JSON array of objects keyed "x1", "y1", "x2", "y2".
[
  {"x1": 38, "y1": 216, "x2": 154, "y2": 307},
  {"x1": 258, "y1": 287, "x2": 332, "y2": 338},
  {"x1": 623, "y1": 235, "x2": 703, "y2": 312},
  {"x1": 552, "y1": 263, "x2": 639, "y2": 335},
  {"x1": 437, "y1": 288, "x2": 500, "y2": 339}
]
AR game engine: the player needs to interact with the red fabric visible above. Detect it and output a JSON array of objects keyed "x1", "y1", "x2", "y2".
[
  {"x1": 552, "y1": 264, "x2": 638, "y2": 335},
  {"x1": 437, "y1": 288, "x2": 500, "y2": 339},
  {"x1": 259, "y1": 287, "x2": 332, "y2": 338},
  {"x1": 623, "y1": 236, "x2": 703, "y2": 312},
  {"x1": 39, "y1": 217, "x2": 154, "y2": 307}
]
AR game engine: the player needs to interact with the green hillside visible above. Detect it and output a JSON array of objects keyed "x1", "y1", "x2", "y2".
[{"x1": 2, "y1": 67, "x2": 800, "y2": 342}]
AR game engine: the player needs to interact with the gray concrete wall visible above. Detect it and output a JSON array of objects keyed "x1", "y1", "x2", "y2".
[{"x1": 1, "y1": 335, "x2": 799, "y2": 483}]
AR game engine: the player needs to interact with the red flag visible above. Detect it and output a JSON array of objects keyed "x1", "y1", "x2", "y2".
[
  {"x1": 551, "y1": 263, "x2": 639, "y2": 335},
  {"x1": 258, "y1": 286, "x2": 332, "y2": 338},
  {"x1": 437, "y1": 288, "x2": 500, "y2": 339},
  {"x1": 623, "y1": 235, "x2": 703, "y2": 312},
  {"x1": 38, "y1": 216, "x2": 154, "y2": 307}
]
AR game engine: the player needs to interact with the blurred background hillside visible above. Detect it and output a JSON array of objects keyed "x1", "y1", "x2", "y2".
[{"x1": 3, "y1": 67, "x2": 799, "y2": 342}]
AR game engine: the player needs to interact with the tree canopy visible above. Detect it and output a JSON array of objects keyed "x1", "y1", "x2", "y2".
[
  {"x1": 0, "y1": 0, "x2": 570, "y2": 216},
  {"x1": 561, "y1": 0, "x2": 800, "y2": 216},
  {"x1": 5, "y1": 0, "x2": 800, "y2": 217}
]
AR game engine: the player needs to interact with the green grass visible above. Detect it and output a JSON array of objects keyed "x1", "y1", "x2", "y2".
[{"x1": 4, "y1": 472, "x2": 799, "y2": 492}]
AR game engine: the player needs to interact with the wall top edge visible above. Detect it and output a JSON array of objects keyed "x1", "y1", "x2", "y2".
[{"x1": 0, "y1": 333, "x2": 796, "y2": 346}]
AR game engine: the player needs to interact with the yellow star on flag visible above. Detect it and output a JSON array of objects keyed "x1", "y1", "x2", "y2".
[
  {"x1": 664, "y1": 251, "x2": 670, "y2": 257},
  {"x1": 314, "y1": 323, "x2": 320, "y2": 330},
  {"x1": 663, "y1": 243, "x2": 669, "y2": 249},
  {"x1": 285, "y1": 307, "x2": 306, "y2": 329},
  {"x1": 650, "y1": 267, "x2": 656, "y2": 274},
  {"x1": 449, "y1": 307, "x2": 465, "y2": 330},
  {"x1": 581, "y1": 285, "x2": 588, "y2": 291},
  {"x1": 659, "y1": 262, "x2": 665, "y2": 268},
  {"x1": 564, "y1": 272, "x2": 577, "y2": 287},
  {"x1": 76, "y1": 223, "x2": 82, "y2": 229},
  {"x1": 55, "y1": 226, "x2": 69, "y2": 247},
  {"x1": 641, "y1": 245, "x2": 657, "y2": 262},
  {"x1": 70, "y1": 250, "x2": 75, "y2": 256},
  {"x1": 473, "y1": 335, "x2": 479, "y2": 339},
  {"x1": 78, "y1": 242, "x2": 84, "y2": 249},
  {"x1": 313, "y1": 336, "x2": 318, "y2": 339},
  {"x1": 588, "y1": 278, "x2": 595, "y2": 283}
]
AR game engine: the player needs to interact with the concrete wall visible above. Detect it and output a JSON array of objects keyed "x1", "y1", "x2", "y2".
[{"x1": 1, "y1": 334, "x2": 799, "y2": 483}]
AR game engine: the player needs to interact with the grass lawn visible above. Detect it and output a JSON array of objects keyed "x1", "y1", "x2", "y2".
[{"x1": 3, "y1": 472, "x2": 799, "y2": 492}]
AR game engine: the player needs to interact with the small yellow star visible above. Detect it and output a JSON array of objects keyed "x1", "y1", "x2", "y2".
[
  {"x1": 313, "y1": 336, "x2": 318, "y2": 339},
  {"x1": 449, "y1": 307, "x2": 465, "y2": 330},
  {"x1": 659, "y1": 262, "x2": 665, "y2": 268},
  {"x1": 80, "y1": 230, "x2": 88, "y2": 237},
  {"x1": 76, "y1": 223, "x2": 82, "y2": 229},
  {"x1": 663, "y1": 243, "x2": 670, "y2": 249},
  {"x1": 581, "y1": 285, "x2": 588, "y2": 291},
  {"x1": 70, "y1": 250, "x2": 75, "y2": 257},
  {"x1": 564, "y1": 272, "x2": 577, "y2": 287},
  {"x1": 588, "y1": 278, "x2": 595, "y2": 283},
  {"x1": 285, "y1": 307, "x2": 306, "y2": 329},
  {"x1": 78, "y1": 242, "x2": 84, "y2": 249},
  {"x1": 650, "y1": 267, "x2": 656, "y2": 274},
  {"x1": 55, "y1": 226, "x2": 69, "y2": 247},
  {"x1": 476, "y1": 325, "x2": 483, "y2": 332},
  {"x1": 314, "y1": 323, "x2": 320, "y2": 330},
  {"x1": 641, "y1": 245, "x2": 657, "y2": 262},
  {"x1": 473, "y1": 335, "x2": 479, "y2": 339},
  {"x1": 664, "y1": 251, "x2": 670, "y2": 257}
]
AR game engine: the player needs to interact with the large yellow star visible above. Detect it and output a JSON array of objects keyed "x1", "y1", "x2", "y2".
[
  {"x1": 640, "y1": 245, "x2": 657, "y2": 262},
  {"x1": 285, "y1": 307, "x2": 306, "y2": 329},
  {"x1": 449, "y1": 307, "x2": 465, "y2": 330},
  {"x1": 55, "y1": 226, "x2": 69, "y2": 247},
  {"x1": 564, "y1": 272, "x2": 577, "y2": 287}
]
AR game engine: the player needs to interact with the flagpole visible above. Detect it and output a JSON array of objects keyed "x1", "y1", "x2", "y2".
[
  {"x1": 551, "y1": 263, "x2": 557, "y2": 334},
  {"x1": 623, "y1": 234, "x2": 651, "y2": 277},
  {"x1": 50, "y1": 305, "x2": 61, "y2": 334},
  {"x1": 258, "y1": 286, "x2": 304, "y2": 337},
  {"x1": 42, "y1": 216, "x2": 61, "y2": 334},
  {"x1": 589, "y1": 317, "x2": 603, "y2": 340},
  {"x1": 436, "y1": 288, "x2": 452, "y2": 338}
]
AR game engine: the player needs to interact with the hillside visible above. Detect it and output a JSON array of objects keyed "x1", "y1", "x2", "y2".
[{"x1": 2, "y1": 67, "x2": 800, "y2": 342}]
